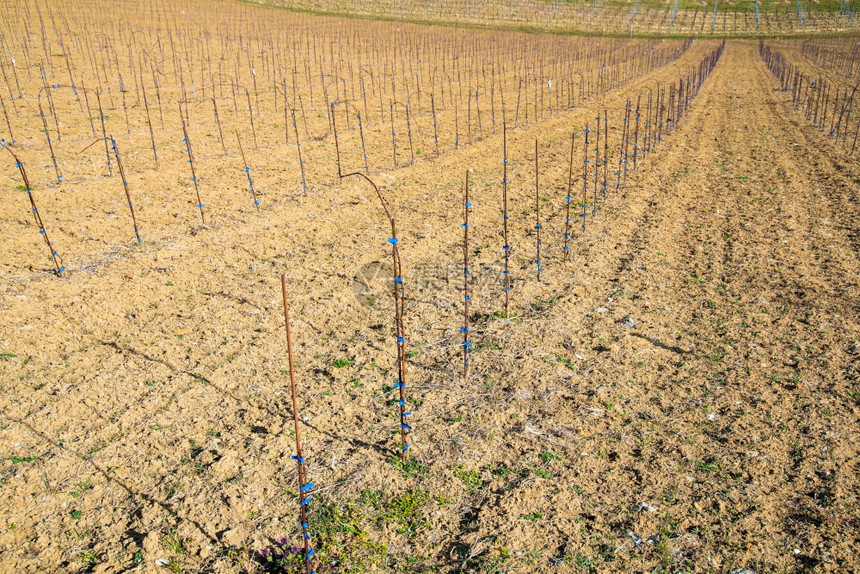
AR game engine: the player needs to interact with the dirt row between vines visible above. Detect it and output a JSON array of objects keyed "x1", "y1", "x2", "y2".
[{"x1": 1, "y1": 37, "x2": 858, "y2": 573}]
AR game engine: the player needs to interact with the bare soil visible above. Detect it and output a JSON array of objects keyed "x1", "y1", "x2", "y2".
[{"x1": 0, "y1": 19, "x2": 858, "y2": 574}]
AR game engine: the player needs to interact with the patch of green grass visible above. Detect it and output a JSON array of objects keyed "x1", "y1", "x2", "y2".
[
  {"x1": 555, "y1": 355, "x2": 575, "y2": 370},
  {"x1": 492, "y1": 310, "x2": 518, "y2": 320},
  {"x1": 454, "y1": 465, "x2": 482, "y2": 493},
  {"x1": 539, "y1": 450, "x2": 563, "y2": 464},
  {"x1": 332, "y1": 357, "x2": 352, "y2": 368},
  {"x1": 531, "y1": 298, "x2": 556, "y2": 311},
  {"x1": 520, "y1": 511, "x2": 543, "y2": 521},
  {"x1": 696, "y1": 460, "x2": 721, "y2": 472},
  {"x1": 80, "y1": 551, "x2": 98, "y2": 566},
  {"x1": 475, "y1": 340, "x2": 502, "y2": 352},
  {"x1": 385, "y1": 489, "x2": 429, "y2": 536},
  {"x1": 9, "y1": 456, "x2": 38, "y2": 464},
  {"x1": 162, "y1": 531, "x2": 185, "y2": 554},
  {"x1": 435, "y1": 493, "x2": 452, "y2": 506},
  {"x1": 310, "y1": 496, "x2": 386, "y2": 569},
  {"x1": 390, "y1": 457, "x2": 427, "y2": 478}
]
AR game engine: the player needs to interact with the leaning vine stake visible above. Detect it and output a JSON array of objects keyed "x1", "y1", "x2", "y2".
[
  {"x1": 1, "y1": 139, "x2": 65, "y2": 276},
  {"x1": 179, "y1": 104, "x2": 207, "y2": 225},
  {"x1": 109, "y1": 135, "x2": 142, "y2": 243},
  {"x1": 235, "y1": 131, "x2": 260, "y2": 211}
]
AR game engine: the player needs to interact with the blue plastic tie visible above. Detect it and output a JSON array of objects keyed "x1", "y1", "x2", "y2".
[
  {"x1": 306, "y1": 548, "x2": 315, "y2": 561},
  {"x1": 388, "y1": 238, "x2": 398, "y2": 245},
  {"x1": 396, "y1": 337, "x2": 405, "y2": 343},
  {"x1": 402, "y1": 444, "x2": 410, "y2": 451},
  {"x1": 401, "y1": 423, "x2": 412, "y2": 430},
  {"x1": 301, "y1": 497, "x2": 312, "y2": 506},
  {"x1": 393, "y1": 382, "x2": 405, "y2": 388},
  {"x1": 393, "y1": 277, "x2": 403, "y2": 283},
  {"x1": 398, "y1": 400, "x2": 406, "y2": 406},
  {"x1": 460, "y1": 326, "x2": 469, "y2": 332},
  {"x1": 462, "y1": 341, "x2": 473, "y2": 348},
  {"x1": 57, "y1": 267, "x2": 66, "y2": 273},
  {"x1": 465, "y1": 202, "x2": 472, "y2": 207},
  {"x1": 300, "y1": 482, "x2": 314, "y2": 492},
  {"x1": 291, "y1": 455, "x2": 305, "y2": 463}
]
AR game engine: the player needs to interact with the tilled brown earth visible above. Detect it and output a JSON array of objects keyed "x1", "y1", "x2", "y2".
[{"x1": 0, "y1": 38, "x2": 858, "y2": 574}]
